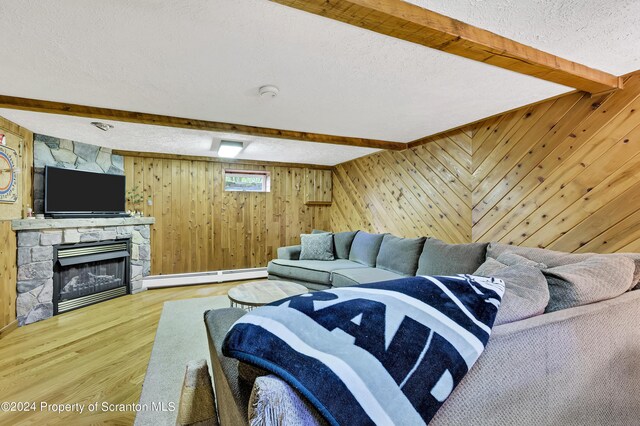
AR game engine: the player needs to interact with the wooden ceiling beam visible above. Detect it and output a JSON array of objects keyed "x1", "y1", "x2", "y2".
[
  {"x1": 0, "y1": 94, "x2": 406, "y2": 151},
  {"x1": 271, "y1": 0, "x2": 622, "y2": 94},
  {"x1": 113, "y1": 149, "x2": 335, "y2": 169}
]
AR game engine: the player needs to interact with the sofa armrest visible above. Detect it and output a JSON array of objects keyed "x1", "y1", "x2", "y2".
[
  {"x1": 430, "y1": 290, "x2": 640, "y2": 425},
  {"x1": 277, "y1": 245, "x2": 302, "y2": 260},
  {"x1": 204, "y1": 308, "x2": 250, "y2": 426}
]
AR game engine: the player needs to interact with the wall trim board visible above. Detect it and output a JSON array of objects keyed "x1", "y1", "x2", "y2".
[
  {"x1": 0, "y1": 320, "x2": 18, "y2": 339},
  {"x1": 114, "y1": 149, "x2": 334, "y2": 170},
  {"x1": 143, "y1": 267, "x2": 268, "y2": 289}
]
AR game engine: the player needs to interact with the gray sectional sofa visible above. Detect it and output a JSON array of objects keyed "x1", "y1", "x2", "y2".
[
  {"x1": 206, "y1": 236, "x2": 640, "y2": 425},
  {"x1": 267, "y1": 230, "x2": 488, "y2": 290}
]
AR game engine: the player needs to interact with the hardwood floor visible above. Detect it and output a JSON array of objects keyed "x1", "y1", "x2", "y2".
[{"x1": 0, "y1": 283, "x2": 238, "y2": 425}]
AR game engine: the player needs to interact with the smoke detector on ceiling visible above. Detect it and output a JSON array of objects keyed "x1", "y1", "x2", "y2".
[
  {"x1": 258, "y1": 85, "x2": 279, "y2": 98},
  {"x1": 91, "y1": 122, "x2": 114, "y2": 132}
]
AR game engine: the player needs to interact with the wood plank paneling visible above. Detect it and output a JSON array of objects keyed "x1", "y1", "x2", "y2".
[
  {"x1": 124, "y1": 156, "x2": 330, "y2": 275},
  {"x1": 331, "y1": 71, "x2": 640, "y2": 256},
  {"x1": 0, "y1": 221, "x2": 18, "y2": 335},
  {"x1": 0, "y1": 116, "x2": 33, "y2": 335},
  {"x1": 330, "y1": 131, "x2": 472, "y2": 243},
  {"x1": 304, "y1": 168, "x2": 332, "y2": 205},
  {"x1": 471, "y1": 71, "x2": 640, "y2": 253}
]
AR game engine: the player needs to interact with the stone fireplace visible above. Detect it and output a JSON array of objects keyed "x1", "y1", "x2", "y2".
[{"x1": 12, "y1": 217, "x2": 153, "y2": 325}]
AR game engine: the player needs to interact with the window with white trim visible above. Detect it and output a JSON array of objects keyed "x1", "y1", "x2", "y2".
[{"x1": 223, "y1": 170, "x2": 271, "y2": 192}]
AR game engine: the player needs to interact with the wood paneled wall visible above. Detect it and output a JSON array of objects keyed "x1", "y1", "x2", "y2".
[
  {"x1": 331, "y1": 71, "x2": 640, "y2": 255},
  {"x1": 0, "y1": 221, "x2": 18, "y2": 336},
  {"x1": 471, "y1": 72, "x2": 640, "y2": 253},
  {"x1": 330, "y1": 130, "x2": 473, "y2": 243},
  {"x1": 123, "y1": 156, "x2": 330, "y2": 275},
  {"x1": 0, "y1": 116, "x2": 33, "y2": 335}
]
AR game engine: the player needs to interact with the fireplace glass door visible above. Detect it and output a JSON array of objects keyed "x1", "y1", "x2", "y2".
[
  {"x1": 58, "y1": 258, "x2": 126, "y2": 301},
  {"x1": 53, "y1": 240, "x2": 131, "y2": 314}
]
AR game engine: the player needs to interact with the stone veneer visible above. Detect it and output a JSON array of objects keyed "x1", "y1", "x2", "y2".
[
  {"x1": 33, "y1": 134, "x2": 125, "y2": 214},
  {"x1": 12, "y1": 217, "x2": 153, "y2": 326}
]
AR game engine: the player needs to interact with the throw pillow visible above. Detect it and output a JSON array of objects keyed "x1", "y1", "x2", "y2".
[
  {"x1": 473, "y1": 257, "x2": 507, "y2": 276},
  {"x1": 348, "y1": 231, "x2": 386, "y2": 267},
  {"x1": 490, "y1": 265, "x2": 550, "y2": 325},
  {"x1": 488, "y1": 242, "x2": 640, "y2": 290},
  {"x1": 416, "y1": 239, "x2": 488, "y2": 276},
  {"x1": 299, "y1": 233, "x2": 334, "y2": 261},
  {"x1": 333, "y1": 231, "x2": 358, "y2": 259},
  {"x1": 496, "y1": 252, "x2": 547, "y2": 269},
  {"x1": 473, "y1": 260, "x2": 550, "y2": 325},
  {"x1": 625, "y1": 254, "x2": 640, "y2": 290},
  {"x1": 249, "y1": 375, "x2": 326, "y2": 426},
  {"x1": 543, "y1": 255, "x2": 635, "y2": 312},
  {"x1": 375, "y1": 234, "x2": 426, "y2": 276}
]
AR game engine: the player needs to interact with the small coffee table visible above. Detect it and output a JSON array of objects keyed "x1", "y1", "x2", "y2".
[{"x1": 228, "y1": 280, "x2": 308, "y2": 310}]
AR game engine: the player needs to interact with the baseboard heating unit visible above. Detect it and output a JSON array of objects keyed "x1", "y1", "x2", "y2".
[{"x1": 142, "y1": 267, "x2": 268, "y2": 289}]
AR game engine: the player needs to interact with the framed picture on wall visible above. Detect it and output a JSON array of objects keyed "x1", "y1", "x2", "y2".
[{"x1": 0, "y1": 144, "x2": 19, "y2": 204}]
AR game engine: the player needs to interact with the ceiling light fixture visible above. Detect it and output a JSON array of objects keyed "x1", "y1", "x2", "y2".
[
  {"x1": 259, "y1": 85, "x2": 279, "y2": 98},
  {"x1": 217, "y1": 140, "x2": 244, "y2": 158},
  {"x1": 91, "y1": 122, "x2": 114, "y2": 132}
]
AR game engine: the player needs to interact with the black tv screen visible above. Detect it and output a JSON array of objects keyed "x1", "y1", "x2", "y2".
[{"x1": 45, "y1": 166, "x2": 126, "y2": 216}]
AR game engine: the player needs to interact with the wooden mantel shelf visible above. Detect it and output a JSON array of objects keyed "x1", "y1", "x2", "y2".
[{"x1": 12, "y1": 217, "x2": 155, "y2": 231}]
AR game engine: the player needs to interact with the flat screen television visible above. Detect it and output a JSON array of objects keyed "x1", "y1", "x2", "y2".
[{"x1": 45, "y1": 166, "x2": 127, "y2": 218}]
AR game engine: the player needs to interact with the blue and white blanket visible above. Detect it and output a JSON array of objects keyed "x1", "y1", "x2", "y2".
[{"x1": 223, "y1": 275, "x2": 505, "y2": 425}]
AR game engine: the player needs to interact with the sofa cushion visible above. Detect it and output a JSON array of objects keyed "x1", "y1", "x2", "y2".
[
  {"x1": 348, "y1": 231, "x2": 386, "y2": 267},
  {"x1": 333, "y1": 231, "x2": 358, "y2": 259},
  {"x1": 474, "y1": 259, "x2": 550, "y2": 326},
  {"x1": 543, "y1": 255, "x2": 635, "y2": 312},
  {"x1": 299, "y1": 233, "x2": 334, "y2": 261},
  {"x1": 496, "y1": 252, "x2": 547, "y2": 269},
  {"x1": 331, "y1": 267, "x2": 403, "y2": 288},
  {"x1": 416, "y1": 239, "x2": 488, "y2": 276},
  {"x1": 267, "y1": 259, "x2": 366, "y2": 285},
  {"x1": 375, "y1": 234, "x2": 426, "y2": 276},
  {"x1": 488, "y1": 242, "x2": 640, "y2": 290}
]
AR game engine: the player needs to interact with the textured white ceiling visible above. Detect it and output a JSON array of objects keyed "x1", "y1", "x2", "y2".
[
  {"x1": 410, "y1": 0, "x2": 640, "y2": 76},
  {"x1": 0, "y1": 108, "x2": 377, "y2": 166},
  {"x1": 0, "y1": 0, "x2": 637, "y2": 163}
]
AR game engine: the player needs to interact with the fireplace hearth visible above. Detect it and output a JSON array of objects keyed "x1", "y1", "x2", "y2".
[{"x1": 54, "y1": 240, "x2": 131, "y2": 314}]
